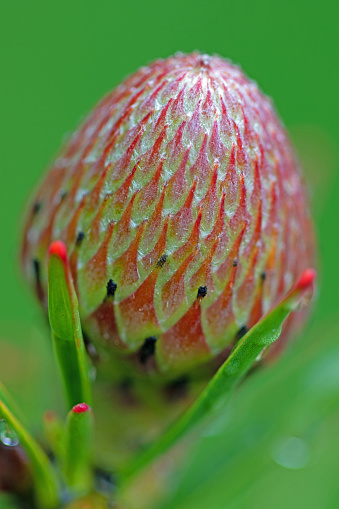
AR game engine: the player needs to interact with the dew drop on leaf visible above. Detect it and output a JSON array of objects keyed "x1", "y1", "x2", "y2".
[
  {"x1": 271, "y1": 436, "x2": 310, "y2": 470},
  {"x1": 0, "y1": 418, "x2": 19, "y2": 447}
]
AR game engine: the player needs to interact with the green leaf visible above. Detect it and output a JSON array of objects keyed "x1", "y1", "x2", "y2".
[
  {"x1": 61, "y1": 403, "x2": 93, "y2": 494},
  {"x1": 48, "y1": 241, "x2": 91, "y2": 409},
  {"x1": 120, "y1": 269, "x2": 316, "y2": 485},
  {"x1": 0, "y1": 383, "x2": 59, "y2": 509}
]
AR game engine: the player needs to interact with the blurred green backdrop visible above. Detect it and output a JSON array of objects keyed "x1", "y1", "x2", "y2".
[{"x1": 0, "y1": 0, "x2": 338, "y2": 508}]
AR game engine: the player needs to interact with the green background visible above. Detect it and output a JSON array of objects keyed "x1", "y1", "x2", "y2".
[{"x1": 0, "y1": 0, "x2": 338, "y2": 508}]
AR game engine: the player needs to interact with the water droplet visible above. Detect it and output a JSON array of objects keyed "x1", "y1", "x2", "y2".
[
  {"x1": 0, "y1": 419, "x2": 19, "y2": 447},
  {"x1": 272, "y1": 436, "x2": 310, "y2": 470}
]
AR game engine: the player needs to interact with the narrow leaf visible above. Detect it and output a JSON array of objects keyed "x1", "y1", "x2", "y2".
[
  {"x1": 48, "y1": 241, "x2": 91, "y2": 409},
  {"x1": 62, "y1": 403, "x2": 93, "y2": 493},
  {"x1": 120, "y1": 268, "x2": 316, "y2": 484},
  {"x1": 43, "y1": 410, "x2": 64, "y2": 461},
  {"x1": 0, "y1": 385, "x2": 58, "y2": 508}
]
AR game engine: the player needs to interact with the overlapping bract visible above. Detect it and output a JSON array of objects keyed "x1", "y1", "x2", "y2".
[{"x1": 21, "y1": 53, "x2": 314, "y2": 374}]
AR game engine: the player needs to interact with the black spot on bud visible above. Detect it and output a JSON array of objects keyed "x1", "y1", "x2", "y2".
[
  {"x1": 236, "y1": 325, "x2": 248, "y2": 340},
  {"x1": 156, "y1": 254, "x2": 167, "y2": 268},
  {"x1": 32, "y1": 201, "x2": 42, "y2": 215},
  {"x1": 33, "y1": 259, "x2": 41, "y2": 284},
  {"x1": 197, "y1": 286, "x2": 207, "y2": 298},
  {"x1": 106, "y1": 279, "x2": 117, "y2": 298},
  {"x1": 32, "y1": 258, "x2": 44, "y2": 302},
  {"x1": 76, "y1": 231, "x2": 85, "y2": 246},
  {"x1": 94, "y1": 468, "x2": 116, "y2": 495},
  {"x1": 60, "y1": 191, "x2": 68, "y2": 201},
  {"x1": 261, "y1": 271, "x2": 267, "y2": 282},
  {"x1": 165, "y1": 375, "x2": 189, "y2": 401},
  {"x1": 233, "y1": 258, "x2": 238, "y2": 267},
  {"x1": 139, "y1": 336, "x2": 157, "y2": 364}
]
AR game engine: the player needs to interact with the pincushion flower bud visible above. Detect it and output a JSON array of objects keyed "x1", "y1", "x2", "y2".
[{"x1": 21, "y1": 53, "x2": 315, "y2": 378}]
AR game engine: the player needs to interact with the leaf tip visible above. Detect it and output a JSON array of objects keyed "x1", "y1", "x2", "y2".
[
  {"x1": 284, "y1": 267, "x2": 317, "y2": 311},
  {"x1": 72, "y1": 403, "x2": 91, "y2": 414},
  {"x1": 295, "y1": 268, "x2": 316, "y2": 291},
  {"x1": 48, "y1": 240, "x2": 68, "y2": 264}
]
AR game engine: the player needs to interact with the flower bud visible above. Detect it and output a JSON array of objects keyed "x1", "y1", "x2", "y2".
[{"x1": 21, "y1": 53, "x2": 315, "y2": 377}]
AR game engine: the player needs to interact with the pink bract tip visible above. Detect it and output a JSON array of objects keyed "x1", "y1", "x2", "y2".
[
  {"x1": 296, "y1": 268, "x2": 317, "y2": 291},
  {"x1": 48, "y1": 240, "x2": 68, "y2": 264},
  {"x1": 72, "y1": 402, "x2": 91, "y2": 413}
]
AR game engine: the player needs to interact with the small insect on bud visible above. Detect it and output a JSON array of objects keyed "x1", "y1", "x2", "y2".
[{"x1": 21, "y1": 53, "x2": 315, "y2": 377}]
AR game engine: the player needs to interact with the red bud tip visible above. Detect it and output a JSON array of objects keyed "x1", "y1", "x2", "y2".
[
  {"x1": 48, "y1": 240, "x2": 68, "y2": 264},
  {"x1": 72, "y1": 402, "x2": 91, "y2": 413},
  {"x1": 295, "y1": 268, "x2": 317, "y2": 291}
]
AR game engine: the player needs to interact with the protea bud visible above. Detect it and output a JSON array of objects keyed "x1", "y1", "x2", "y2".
[{"x1": 21, "y1": 53, "x2": 315, "y2": 379}]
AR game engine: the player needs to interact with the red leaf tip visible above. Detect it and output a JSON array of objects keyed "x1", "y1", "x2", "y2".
[
  {"x1": 296, "y1": 268, "x2": 317, "y2": 291},
  {"x1": 48, "y1": 240, "x2": 68, "y2": 264},
  {"x1": 72, "y1": 402, "x2": 91, "y2": 413},
  {"x1": 44, "y1": 410, "x2": 57, "y2": 422}
]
